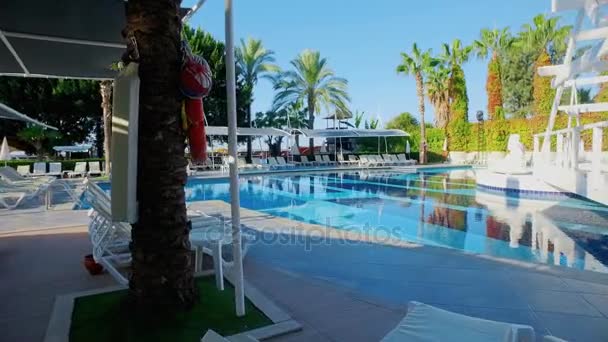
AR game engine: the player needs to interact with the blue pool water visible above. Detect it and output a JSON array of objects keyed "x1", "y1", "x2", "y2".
[{"x1": 88, "y1": 168, "x2": 608, "y2": 273}]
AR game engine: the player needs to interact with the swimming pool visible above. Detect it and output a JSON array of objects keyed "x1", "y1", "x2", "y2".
[{"x1": 90, "y1": 168, "x2": 608, "y2": 273}]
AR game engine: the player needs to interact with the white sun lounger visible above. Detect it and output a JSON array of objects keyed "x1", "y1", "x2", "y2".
[
  {"x1": 313, "y1": 155, "x2": 329, "y2": 166},
  {"x1": 251, "y1": 157, "x2": 268, "y2": 170},
  {"x1": 88, "y1": 162, "x2": 102, "y2": 177},
  {"x1": 16, "y1": 165, "x2": 31, "y2": 177},
  {"x1": 0, "y1": 178, "x2": 51, "y2": 210},
  {"x1": 381, "y1": 301, "x2": 535, "y2": 342},
  {"x1": 68, "y1": 162, "x2": 87, "y2": 178},
  {"x1": 296, "y1": 155, "x2": 315, "y2": 167},
  {"x1": 321, "y1": 155, "x2": 336, "y2": 166},
  {"x1": 276, "y1": 156, "x2": 296, "y2": 168},
  {"x1": 33, "y1": 162, "x2": 47, "y2": 176},
  {"x1": 84, "y1": 179, "x2": 252, "y2": 287},
  {"x1": 47, "y1": 163, "x2": 62, "y2": 177},
  {"x1": 397, "y1": 153, "x2": 416, "y2": 165}
]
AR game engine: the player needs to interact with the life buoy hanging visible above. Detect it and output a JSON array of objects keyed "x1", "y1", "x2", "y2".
[
  {"x1": 179, "y1": 40, "x2": 213, "y2": 163},
  {"x1": 184, "y1": 98, "x2": 207, "y2": 162}
]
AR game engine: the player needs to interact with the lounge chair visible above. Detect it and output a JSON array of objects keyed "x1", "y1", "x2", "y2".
[
  {"x1": 33, "y1": 162, "x2": 47, "y2": 176},
  {"x1": 313, "y1": 155, "x2": 329, "y2": 166},
  {"x1": 276, "y1": 156, "x2": 296, "y2": 168},
  {"x1": 84, "y1": 179, "x2": 251, "y2": 287},
  {"x1": 67, "y1": 162, "x2": 87, "y2": 178},
  {"x1": 47, "y1": 163, "x2": 62, "y2": 177},
  {"x1": 0, "y1": 166, "x2": 53, "y2": 184},
  {"x1": 88, "y1": 161, "x2": 102, "y2": 177},
  {"x1": 397, "y1": 153, "x2": 416, "y2": 165},
  {"x1": 266, "y1": 157, "x2": 282, "y2": 170},
  {"x1": 381, "y1": 301, "x2": 535, "y2": 342},
  {"x1": 322, "y1": 155, "x2": 336, "y2": 166},
  {"x1": 346, "y1": 155, "x2": 361, "y2": 166},
  {"x1": 16, "y1": 165, "x2": 31, "y2": 177},
  {"x1": 0, "y1": 178, "x2": 50, "y2": 210},
  {"x1": 251, "y1": 157, "x2": 268, "y2": 170},
  {"x1": 297, "y1": 155, "x2": 315, "y2": 167}
]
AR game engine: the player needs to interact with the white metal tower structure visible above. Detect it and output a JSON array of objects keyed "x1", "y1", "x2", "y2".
[{"x1": 534, "y1": 0, "x2": 608, "y2": 205}]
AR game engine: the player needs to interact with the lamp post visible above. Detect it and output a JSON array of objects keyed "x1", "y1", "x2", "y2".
[{"x1": 476, "y1": 110, "x2": 485, "y2": 165}]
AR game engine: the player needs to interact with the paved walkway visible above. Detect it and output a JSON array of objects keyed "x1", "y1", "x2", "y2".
[{"x1": 2, "y1": 206, "x2": 608, "y2": 341}]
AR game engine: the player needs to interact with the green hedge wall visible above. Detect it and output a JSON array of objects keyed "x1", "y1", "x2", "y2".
[
  {"x1": 468, "y1": 113, "x2": 608, "y2": 152},
  {"x1": 3, "y1": 158, "x2": 104, "y2": 172}
]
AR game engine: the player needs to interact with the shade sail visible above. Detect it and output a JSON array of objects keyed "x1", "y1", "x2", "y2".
[
  {"x1": 206, "y1": 126, "x2": 291, "y2": 137},
  {"x1": 0, "y1": 102, "x2": 57, "y2": 130},
  {"x1": 296, "y1": 129, "x2": 409, "y2": 138},
  {"x1": 0, "y1": 1, "x2": 190, "y2": 79}
]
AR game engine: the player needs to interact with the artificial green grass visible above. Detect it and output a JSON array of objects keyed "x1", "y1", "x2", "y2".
[{"x1": 70, "y1": 277, "x2": 272, "y2": 342}]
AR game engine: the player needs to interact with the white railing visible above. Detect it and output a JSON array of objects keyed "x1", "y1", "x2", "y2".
[{"x1": 533, "y1": 120, "x2": 608, "y2": 204}]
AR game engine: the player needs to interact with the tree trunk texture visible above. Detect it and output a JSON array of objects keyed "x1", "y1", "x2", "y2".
[
  {"x1": 308, "y1": 98, "x2": 315, "y2": 156},
  {"x1": 100, "y1": 80, "x2": 113, "y2": 175},
  {"x1": 125, "y1": 0, "x2": 197, "y2": 311},
  {"x1": 246, "y1": 103, "x2": 252, "y2": 162},
  {"x1": 415, "y1": 72, "x2": 427, "y2": 164}
]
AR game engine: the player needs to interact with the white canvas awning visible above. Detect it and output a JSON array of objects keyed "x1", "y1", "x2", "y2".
[
  {"x1": 206, "y1": 126, "x2": 291, "y2": 137},
  {"x1": 296, "y1": 128, "x2": 409, "y2": 138},
  {"x1": 0, "y1": 102, "x2": 57, "y2": 130},
  {"x1": 52, "y1": 144, "x2": 92, "y2": 153},
  {"x1": 0, "y1": 1, "x2": 191, "y2": 80}
]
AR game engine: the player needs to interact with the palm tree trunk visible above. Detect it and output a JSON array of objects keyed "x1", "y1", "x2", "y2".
[
  {"x1": 100, "y1": 80, "x2": 112, "y2": 175},
  {"x1": 415, "y1": 72, "x2": 427, "y2": 164},
  {"x1": 308, "y1": 99, "x2": 315, "y2": 156},
  {"x1": 126, "y1": 0, "x2": 196, "y2": 311},
  {"x1": 246, "y1": 103, "x2": 252, "y2": 162}
]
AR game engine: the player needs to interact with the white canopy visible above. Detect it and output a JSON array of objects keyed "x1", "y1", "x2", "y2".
[
  {"x1": 296, "y1": 128, "x2": 409, "y2": 138},
  {"x1": 0, "y1": 102, "x2": 58, "y2": 130},
  {"x1": 52, "y1": 144, "x2": 92, "y2": 153},
  {"x1": 0, "y1": 1, "x2": 191, "y2": 79},
  {"x1": 206, "y1": 126, "x2": 291, "y2": 137}
]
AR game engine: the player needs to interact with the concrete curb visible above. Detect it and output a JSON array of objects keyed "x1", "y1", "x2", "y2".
[{"x1": 43, "y1": 275, "x2": 300, "y2": 342}]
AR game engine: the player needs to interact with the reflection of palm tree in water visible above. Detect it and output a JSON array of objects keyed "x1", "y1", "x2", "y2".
[
  {"x1": 425, "y1": 174, "x2": 468, "y2": 248},
  {"x1": 417, "y1": 174, "x2": 426, "y2": 239}
]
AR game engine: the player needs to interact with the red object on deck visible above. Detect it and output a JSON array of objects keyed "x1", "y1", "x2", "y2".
[{"x1": 185, "y1": 98, "x2": 207, "y2": 162}]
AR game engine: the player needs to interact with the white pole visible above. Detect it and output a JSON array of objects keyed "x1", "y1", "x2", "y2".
[{"x1": 225, "y1": 0, "x2": 245, "y2": 317}]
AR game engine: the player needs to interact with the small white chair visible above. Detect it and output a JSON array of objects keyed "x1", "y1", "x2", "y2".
[
  {"x1": 322, "y1": 155, "x2": 336, "y2": 166},
  {"x1": 276, "y1": 156, "x2": 295, "y2": 168}
]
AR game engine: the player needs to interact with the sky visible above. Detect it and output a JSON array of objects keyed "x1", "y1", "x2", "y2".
[{"x1": 185, "y1": 0, "x2": 554, "y2": 129}]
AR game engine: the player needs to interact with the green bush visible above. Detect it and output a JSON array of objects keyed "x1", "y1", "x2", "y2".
[{"x1": 2, "y1": 158, "x2": 104, "y2": 173}]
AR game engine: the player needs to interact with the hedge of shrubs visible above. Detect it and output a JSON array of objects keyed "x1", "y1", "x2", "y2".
[{"x1": 384, "y1": 113, "x2": 608, "y2": 155}]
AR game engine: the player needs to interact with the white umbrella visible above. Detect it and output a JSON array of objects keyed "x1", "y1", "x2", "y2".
[
  {"x1": 443, "y1": 138, "x2": 448, "y2": 151},
  {"x1": 0, "y1": 136, "x2": 11, "y2": 161}
]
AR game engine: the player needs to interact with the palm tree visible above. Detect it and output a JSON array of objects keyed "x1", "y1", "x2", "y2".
[
  {"x1": 125, "y1": 0, "x2": 196, "y2": 310},
  {"x1": 396, "y1": 43, "x2": 437, "y2": 164},
  {"x1": 237, "y1": 38, "x2": 279, "y2": 161},
  {"x1": 474, "y1": 28, "x2": 513, "y2": 119},
  {"x1": 273, "y1": 50, "x2": 350, "y2": 155},
  {"x1": 426, "y1": 65, "x2": 451, "y2": 129},
  {"x1": 519, "y1": 14, "x2": 570, "y2": 116},
  {"x1": 100, "y1": 80, "x2": 112, "y2": 175},
  {"x1": 353, "y1": 110, "x2": 365, "y2": 128}
]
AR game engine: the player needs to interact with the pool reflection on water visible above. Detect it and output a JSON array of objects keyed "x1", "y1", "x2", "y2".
[{"x1": 183, "y1": 169, "x2": 608, "y2": 273}]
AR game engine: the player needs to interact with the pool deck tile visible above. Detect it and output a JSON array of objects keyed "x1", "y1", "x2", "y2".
[{"x1": 3, "y1": 202, "x2": 608, "y2": 341}]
